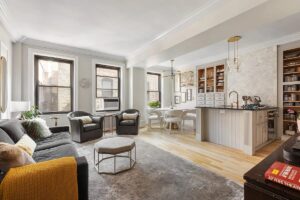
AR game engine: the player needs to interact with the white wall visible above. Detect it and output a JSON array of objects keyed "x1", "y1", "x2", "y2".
[
  {"x1": 168, "y1": 45, "x2": 277, "y2": 108},
  {"x1": 129, "y1": 67, "x2": 146, "y2": 126},
  {"x1": 161, "y1": 71, "x2": 172, "y2": 108},
  {"x1": 12, "y1": 39, "x2": 127, "y2": 127},
  {"x1": 227, "y1": 45, "x2": 277, "y2": 106},
  {"x1": 0, "y1": 22, "x2": 13, "y2": 119},
  {"x1": 174, "y1": 66, "x2": 197, "y2": 109}
]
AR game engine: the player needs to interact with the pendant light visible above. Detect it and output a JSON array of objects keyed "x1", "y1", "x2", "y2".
[
  {"x1": 226, "y1": 36, "x2": 241, "y2": 72},
  {"x1": 163, "y1": 59, "x2": 179, "y2": 109}
]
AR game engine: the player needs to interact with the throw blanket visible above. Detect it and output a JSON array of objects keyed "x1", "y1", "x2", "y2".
[{"x1": 0, "y1": 157, "x2": 78, "y2": 200}]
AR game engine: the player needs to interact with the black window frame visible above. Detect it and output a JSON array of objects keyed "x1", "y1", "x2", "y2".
[
  {"x1": 95, "y1": 64, "x2": 121, "y2": 112},
  {"x1": 146, "y1": 72, "x2": 161, "y2": 106},
  {"x1": 34, "y1": 55, "x2": 74, "y2": 114}
]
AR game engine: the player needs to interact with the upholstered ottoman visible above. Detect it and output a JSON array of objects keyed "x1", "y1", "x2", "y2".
[{"x1": 94, "y1": 137, "x2": 136, "y2": 174}]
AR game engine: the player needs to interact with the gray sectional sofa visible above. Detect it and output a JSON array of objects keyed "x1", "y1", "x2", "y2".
[{"x1": 0, "y1": 119, "x2": 88, "y2": 200}]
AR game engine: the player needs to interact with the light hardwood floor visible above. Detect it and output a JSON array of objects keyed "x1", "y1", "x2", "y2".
[{"x1": 138, "y1": 126, "x2": 287, "y2": 185}]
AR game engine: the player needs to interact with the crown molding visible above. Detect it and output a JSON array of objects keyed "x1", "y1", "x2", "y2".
[{"x1": 0, "y1": 0, "x2": 19, "y2": 41}]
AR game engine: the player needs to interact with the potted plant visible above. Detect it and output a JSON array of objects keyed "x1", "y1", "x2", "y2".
[
  {"x1": 148, "y1": 101, "x2": 160, "y2": 108},
  {"x1": 20, "y1": 106, "x2": 41, "y2": 120}
]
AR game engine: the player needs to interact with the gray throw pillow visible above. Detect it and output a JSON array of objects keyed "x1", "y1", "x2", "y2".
[
  {"x1": 0, "y1": 120, "x2": 26, "y2": 143},
  {"x1": 0, "y1": 128, "x2": 14, "y2": 144},
  {"x1": 22, "y1": 118, "x2": 52, "y2": 140}
]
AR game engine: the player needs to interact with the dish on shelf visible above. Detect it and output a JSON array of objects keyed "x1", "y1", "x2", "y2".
[
  {"x1": 284, "y1": 68, "x2": 296, "y2": 73},
  {"x1": 284, "y1": 75, "x2": 298, "y2": 82},
  {"x1": 285, "y1": 61, "x2": 300, "y2": 66}
]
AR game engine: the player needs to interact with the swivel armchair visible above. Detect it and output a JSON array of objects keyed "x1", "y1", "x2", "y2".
[
  {"x1": 67, "y1": 111, "x2": 104, "y2": 143},
  {"x1": 115, "y1": 109, "x2": 140, "y2": 135}
]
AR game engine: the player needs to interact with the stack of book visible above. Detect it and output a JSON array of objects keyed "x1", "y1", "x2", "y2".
[{"x1": 265, "y1": 161, "x2": 300, "y2": 191}]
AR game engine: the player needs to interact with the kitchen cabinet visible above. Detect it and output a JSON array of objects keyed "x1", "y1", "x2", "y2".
[
  {"x1": 196, "y1": 107, "x2": 278, "y2": 155},
  {"x1": 196, "y1": 61, "x2": 226, "y2": 107}
]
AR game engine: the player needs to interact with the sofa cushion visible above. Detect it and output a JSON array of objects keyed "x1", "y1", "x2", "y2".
[
  {"x1": 35, "y1": 132, "x2": 72, "y2": 151},
  {"x1": 0, "y1": 128, "x2": 14, "y2": 144},
  {"x1": 22, "y1": 118, "x2": 52, "y2": 140},
  {"x1": 83, "y1": 123, "x2": 100, "y2": 132},
  {"x1": 120, "y1": 120, "x2": 136, "y2": 126},
  {"x1": 123, "y1": 113, "x2": 138, "y2": 120},
  {"x1": 0, "y1": 142, "x2": 35, "y2": 172},
  {"x1": 33, "y1": 143, "x2": 78, "y2": 162},
  {"x1": 0, "y1": 120, "x2": 25, "y2": 143},
  {"x1": 16, "y1": 134, "x2": 37, "y2": 156},
  {"x1": 73, "y1": 116, "x2": 93, "y2": 124}
]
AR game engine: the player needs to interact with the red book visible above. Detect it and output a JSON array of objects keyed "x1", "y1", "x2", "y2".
[{"x1": 265, "y1": 161, "x2": 300, "y2": 191}]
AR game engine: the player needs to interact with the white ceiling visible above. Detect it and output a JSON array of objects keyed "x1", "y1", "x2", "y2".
[
  {"x1": 6, "y1": 0, "x2": 214, "y2": 57},
  {"x1": 156, "y1": 12, "x2": 300, "y2": 69},
  {"x1": 142, "y1": 0, "x2": 300, "y2": 70},
  {"x1": 4, "y1": 0, "x2": 300, "y2": 68}
]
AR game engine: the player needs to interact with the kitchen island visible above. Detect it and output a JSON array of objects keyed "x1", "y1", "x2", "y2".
[{"x1": 196, "y1": 106, "x2": 278, "y2": 155}]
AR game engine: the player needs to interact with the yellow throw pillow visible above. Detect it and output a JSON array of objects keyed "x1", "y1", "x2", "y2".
[
  {"x1": 0, "y1": 142, "x2": 35, "y2": 172},
  {"x1": 123, "y1": 113, "x2": 138, "y2": 120},
  {"x1": 15, "y1": 134, "x2": 37, "y2": 156},
  {"x1": 74, "y1": 116, "x2": 93, "y2": 124}
]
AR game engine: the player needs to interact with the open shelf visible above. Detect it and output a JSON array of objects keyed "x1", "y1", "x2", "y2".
[
  {"x1": 282, "y1": 47, "x2": 300, "y2": 135},
  {"x1": 283, "y1": 72, "x2": 300, "y2": 75},
  {"x1": 283, "y1": 56, "x2": 300, "y2": 61},
  {"x1": 283, "y1": 120, "x2": 297, "y2": 123},
  {"x1": 197, "y1": 64, "x2": 226, "y2": 98},
  {"x1": 215, "y1": 65, "x2": 224, "y2": 93},
  {"x1": 198, "y1": 68, "x2": 205, "y2": 93},
  {"x1": 206, "y1": 67, "x2": 215, "y2": 93},
  {"x1": 283, "y1": 91, "x2": 300, "y2": 93},
  {"x1": 284, "y1": 64, "x2": 300, "y2": 68},
  {"x1": 283, "y1": 81, "x2": 300, "y2": 85}
]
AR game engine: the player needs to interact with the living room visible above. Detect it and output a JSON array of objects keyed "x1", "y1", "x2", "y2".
[{"x1": 1, "y1": 0, "x2": 300, "y2": 200}]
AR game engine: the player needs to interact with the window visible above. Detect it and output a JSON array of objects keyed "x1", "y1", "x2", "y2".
[
  {"x1": 96, "y1": 64, "x2": 120, "y2": 111},
  {"x1": 34, "y1": 55, "x2": 74, "y2": 114},
  {"x1": 147, "y1": 72, "x2": 161, "y2": 104}
]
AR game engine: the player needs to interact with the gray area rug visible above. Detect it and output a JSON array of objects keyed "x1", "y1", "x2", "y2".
[{"x1": 75, "y1": 136, "x2": 243, "y2": 200}]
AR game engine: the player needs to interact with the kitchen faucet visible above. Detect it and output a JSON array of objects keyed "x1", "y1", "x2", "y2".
[{"x1": 229, "y1": 90, "x2": 239, "y2": 108}]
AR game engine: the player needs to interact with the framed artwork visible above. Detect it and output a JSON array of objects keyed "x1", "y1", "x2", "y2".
[
  {"x1": 175, "y1": 96, "x2": 180, "y2": 104},
  {"x1": 181, "y1": 92, "x2": 186, "y2": 103},
  {"x1": 187, "y1": 89, "x2": 192, "y2": 101},
  {"x1": 175, "y1": 73, "x2": 181, "y2": 92},
  {"x1": 180, "y1": 71, "x2": 194, "y2": 87}
]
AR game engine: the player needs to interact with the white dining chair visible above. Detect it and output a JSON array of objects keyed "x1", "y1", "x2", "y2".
[
  {"x1": 182, "y1": 109, "x2": 196, "y2": 131},
  {"x1": 147, "y1": 110, "x2": 163, "y2": 129},
  {"x1": 163, "y1": 110, "x2": 183, "y2": 133}
]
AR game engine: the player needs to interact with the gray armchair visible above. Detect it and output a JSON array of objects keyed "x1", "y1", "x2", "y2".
[
  {"x1": 115, "y1": 109, "x2": 140, "y2": 135},
  {"x1": 67, "y1": 111, "x2": 104, "y2": 143}
]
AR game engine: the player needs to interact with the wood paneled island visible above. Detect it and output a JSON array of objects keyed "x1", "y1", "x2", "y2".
[{"x1": 196, "y1": 106, "x2": 278, "y2": 155}]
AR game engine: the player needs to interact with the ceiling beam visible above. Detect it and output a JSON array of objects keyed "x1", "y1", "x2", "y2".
[{"x1": 127, "y1": 0, "x2": 300, "y2": 68}]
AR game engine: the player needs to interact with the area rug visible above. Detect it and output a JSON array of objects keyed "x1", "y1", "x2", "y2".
[{"x1": 75, "y1": 136, "x2": 243, "y2": 200}]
